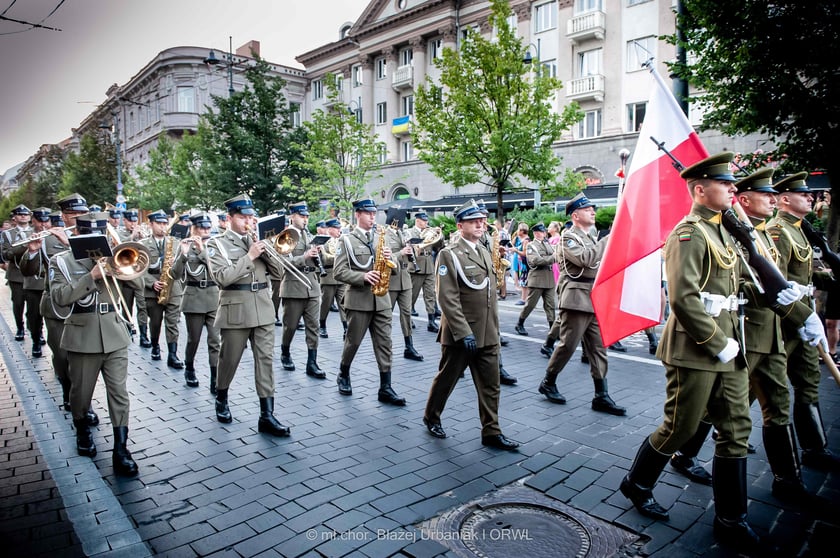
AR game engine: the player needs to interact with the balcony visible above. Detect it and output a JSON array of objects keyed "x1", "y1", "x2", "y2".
[
  {"x1": 392, "y1": 64, "x2": 414, "y2": 90},
  {"x1": 161, "y1": 112, "x2": 199, "y2": 132},
  {"x1": 566, "y1": 74, "x2": 605, "y2": 102},
  {"x1": 567, "y1": 10, "x2": 606, "y2": 43}
]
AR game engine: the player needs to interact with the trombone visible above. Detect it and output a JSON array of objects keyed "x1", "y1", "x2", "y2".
[
  {"x1": 96, "y1": 225, "x2": 152, "y2": 327},
  {"x1": 246, "y1": 226, "x2": 313, "y2": 290}
]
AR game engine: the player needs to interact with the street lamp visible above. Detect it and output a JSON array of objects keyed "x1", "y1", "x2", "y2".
[
  {"x1": 98, "y1": 113, "x2": 124, "y2": 212},
  {"x1": 347, "y1": 98, "x2": 362, "y2": 124},
  {"x1": 522, "y1": 39, "x2": 541, "y2": 71},
  {"x1": 204, "y1": 35, "x2": 235, "y2": 96}
]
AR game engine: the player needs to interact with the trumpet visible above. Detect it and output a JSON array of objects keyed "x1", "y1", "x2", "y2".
[
  {"x1": 11, "y1": 226, "x2": 76, "y2": 247},
  {"x1": 246, "y1": 226, "x2": 314, "y2": 290}
]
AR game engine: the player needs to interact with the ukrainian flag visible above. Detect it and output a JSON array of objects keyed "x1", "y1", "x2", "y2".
[{"x1": 391, "y1": 115, "x2": 410, "y2": 135}]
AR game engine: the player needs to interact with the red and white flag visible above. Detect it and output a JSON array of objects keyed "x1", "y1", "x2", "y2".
[{"x1": 591, "y1": 65, "x2": 708, "y2": 346}]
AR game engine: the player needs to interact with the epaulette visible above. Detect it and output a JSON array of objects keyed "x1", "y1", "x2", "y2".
[{"x1": 674, "y1": 223, "x2": 696, "y2": 242}]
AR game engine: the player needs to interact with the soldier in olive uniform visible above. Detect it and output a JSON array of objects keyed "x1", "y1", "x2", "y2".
[
  {"x1": 619, "y1": 153, "x2": 773, "y2": 554},
  {"x1": 278, "y1": 202, "x2": 325, "y2": 378},
  {"x1": 768, "y1": 172, "x2": 840, "y2": 471},
  {"x1": 387, "y1": 214, "x2": 424, "y2": 362},
  {"x1": 140, "y1": 210, "x2": 185, "y2": 368},
  {"x1": 318, "y1": 218, "x2": 346, "y2": 338},
  {"x1": 170, "y1": 214, "x2": 221, "y2": 391},
  {"x1": 408, "y1": 212, "x2": 442, "y2": 333},
  {"x1": 333, "y1": 198, "x2": 405, "y2": 405},
  {"x1": 49, "y1": 212, "x2": 138, "y2": 476},
  {"x1": 118, "y1": 208, "x2": 147, "y2": 341},
  {"x1": 1, "y1": 204, "x2": 33, "y2": 341},
  {"x1": 423, "y1": 200, "x2": 519, "y2": 450},
  {"x1": 205, "y1": 194, "x2": 290, "y2": 437},
  {"x1": 21, "y1": 207, "x2": 52, "y2": 357},
  {"x1": 514, "y1": 223, "x2": 556, "y2": 336},
  {"x1": 538, "y1": 194, "x2": 625, "y2": 415}
]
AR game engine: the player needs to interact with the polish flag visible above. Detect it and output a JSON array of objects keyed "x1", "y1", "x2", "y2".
[{"x1": 591, "y1": 65, "x2": 708, "y2": 346}]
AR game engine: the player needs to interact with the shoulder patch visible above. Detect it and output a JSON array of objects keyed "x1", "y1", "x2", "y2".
[
  {"x1": 438, "y1": 264, "x2": 448, "y2": 276},
  {"x1": 566, "y1": 239, "x2": 576, "y2": 247},
  {"x1": 207, "y1": 247, "x2": 215, "y2": 258},
  {"x1": 48, "y1": 267, "x2": 54, "y2": 282}
]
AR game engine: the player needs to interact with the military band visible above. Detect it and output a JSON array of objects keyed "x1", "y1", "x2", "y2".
[
  {"x1": 318, "y1": 218, "x2": 347, "y2": 339},
  {"x1": 407, "y1": 212, "x2": 441, "y2": 333},
  {"x1": 1, "y1": 204, "x2": 33, "y2": 341},
  {"x1": 387, "y1": 217, "x2": 425, "y2": 362}
]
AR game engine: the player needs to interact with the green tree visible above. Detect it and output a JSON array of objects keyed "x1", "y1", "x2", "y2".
[
  {"x1": 414, "y1": 0, "x2": 582, "y2": 221},
  {"x1": 61, "y1": 132, "x2": 126, "y2": 207},
  {"x1": 132, "y1": 134, "x2": 183, "y2": 213},
  {"x1": 292, "y1": 74, "x2": 385, "y2": 217},
  {"x1": 29, "y1": 146, "x2": 66, "y2": 209},
  {"x1": 670, "y1": 0, "x2": 840, "y2": 238}
]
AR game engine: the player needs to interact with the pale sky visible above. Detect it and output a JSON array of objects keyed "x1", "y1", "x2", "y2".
[{"x1": 0, "y1": 0, "x2": 371, "y2": 173}]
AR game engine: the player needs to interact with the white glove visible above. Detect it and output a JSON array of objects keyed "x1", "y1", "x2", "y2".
[
  {"x1": 798, "y1": 312, "x2": 829, "y2": 352},
  {"x1": 716, "y1": 338, "x2": 740, "y2": 363},
  {"x1": 775, "y1": 283, "x2": 801, "y2": 306}
]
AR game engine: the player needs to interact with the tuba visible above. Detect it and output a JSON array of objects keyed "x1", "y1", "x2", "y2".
[{"x1": 371, "y1": 225, "x2": 398, "y2": 296}]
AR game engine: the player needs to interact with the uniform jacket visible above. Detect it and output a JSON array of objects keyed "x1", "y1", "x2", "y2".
[
  {"x1": 407, "y1": 225, "x2": 442, "y2": 274},
  {"x1": 141, "y1": 235, "x2": 184, "y2": 300},
  {"x1": 1, "y1": 226, "x2": 32, "y2": 283},
  {"x1": 556, "y1": 225, "x2": 605, "y2": 312},
  {"x1": 279, "y1": 226, "x2": 320, "y2": 299},
  {"x1": 526, "y1": 238, "x2": 556, "y2": 289},
  {"x1": 206, "y1": 229, "x2": 284, "y2": 329},
  {"x1": 19, "y1": 237, "x2": 48, "y2": 291},
  {"x1": 49, "y1": 253, "x2": 131, "y2": 353},
  {"x1": 387, "y1": 228, "x2": 413, "y2": 292},
  {"x1": 740, "y1": 218, "x2": 785, "y2": 355},
  {"x1": 319, "y1": 237, "x2": 341, "y2": 287},
  {"x1": 435, "y1": 237, "x2": 499, "y2": 348},
  {"x1": 657, "y1": 203, "x2": 746, "y2": 371},
  {"x1": 30, "y1": 233, "x2": 73, "y2": 320},
  {"x1": 171, "y1": 242, "x2": 220, "y2": 314},
  {"x1": 333, "y1": 227, "x2": 393, "y2": 312}
]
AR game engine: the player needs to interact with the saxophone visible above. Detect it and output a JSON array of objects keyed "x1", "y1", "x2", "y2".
[
  {"x1": 371, "y1": 225, "x2": 398, "y2": 297},
  {"x1": 156, "y1": 236, "x2": 177, "y2": 304},
  {"x1": 489, "y1": 224, "x2": 511, "y2": 284}
]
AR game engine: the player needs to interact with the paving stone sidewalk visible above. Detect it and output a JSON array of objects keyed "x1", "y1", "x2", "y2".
[{"x1": 1, "y1": 281, "x2": 838, "y2": 557}]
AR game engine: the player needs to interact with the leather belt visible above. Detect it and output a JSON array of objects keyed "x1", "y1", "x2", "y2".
[
  {"x1": 186, "y1": 280, "x2": 217, "y2": 288},
  {"x1": 73, "y1": 303, "x2": 116, "y2": 314},
  {"x1": 223, "y1": 282, "x2": 268, "y2": 291},
  {"x1": 299, "y1": 266, "x2": 317, "y2": 273},
  {"x1": 567, "y1": 276, "x2": 594, "y2": 283},
  {"x1": 148, "y1": 269, "x2": 161, "y2": 276}
]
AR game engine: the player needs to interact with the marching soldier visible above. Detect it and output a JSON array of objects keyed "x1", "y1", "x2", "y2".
[
  {"x1": 318, "y1": 218, "x2": 346, "y2": 338},
  {"x1": 333, "y1": 198, "x2": 405, "y2": 405},
  {"x1": 21, "y1": 207, "x2": 52, "y2": 357},
  {"x1": 514, "y1": 223, "x2": 556, "y2": 336},
  {"x1": 216, "y1": 212, "x2": 228, "y2": 234},
  {"x1": 1, "y1": 204, "x2": 33, "y2": 341},
  {"x1": 387, "y1": 212, "x2": 424, "y2": 362},
  {"x1": 768, "y1": 172, "x2": 840, "y2": 471},
  {"x1": 107, "y1": 208, "x2": 122, "y2": 231},
  {"x1": 116, "y1": 208, "x2": 146, "y2": 339},
  {"x1": 408, "y1": 212, "x2": 442, "y2": 333},
  {"x1": 423, "y1": 199, "x2": 519, "y2": 450},
  {"x1": 49, "y1": 211, "x2": 138, "y2": 476},
  {"x1": 538, "y1": 193, "x2": 625, "y2": 415},
  {"x1": 169, "y1": 213, "x2": 221, "y2": 391},
  {"x1": 140, "y1": 210, "x2": 185, "y2": 368},
  {"x1": 278, "y1": 202, "x2": 325, "y2": 379},
  {"x1": 205, "y1": 194, "x2": 290, "y2": 436}
]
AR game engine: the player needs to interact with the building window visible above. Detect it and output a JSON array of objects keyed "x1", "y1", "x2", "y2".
[
  {"x1": 577, "y1": 48, "x2": 602, "y2": 77},
  {"x1": 376, "y1": 57, "x2": 387, "y2": 80},
  {"x1": 128, "y1": 111, "x2": 136, "y2": 137},
  {"x1": 352, "y1": 65, "x2": 363, "y2": 87},
  {"x1": 628, "y1": 0, "x2": 651, "y2": 6},
  {"x1": 399, "y1": 47, "x2": 413, "y2": 66},
  {"x1": 575, "y1": 0, "x2": 603, "y2": 13},
  {"x1": 376, "y1": 102, "x2": 388, "y2": 125},
  {"x1": 401, "y1": 140, "x2": 413, "y2": 161},
  {"x1": 578, "y1": 109, "x2": 602, "y2": 138},
  {"x1": 312, "y1": 79, "x2": 323, "y2": 100},
  {"x1": 156, "y1": 98, "x2": 163, "y2": 122},
  {"x1": 534, "y1": 2, "x2": 557, "y2": 33},
  {"x1": 353, "y1": 107, "x2": 363, "y2": 124},
  {"x1": 627, "y1": 36, "x2": 655, "y2": 71},
  {"x1": 335, "y1": 75, "x2": 344, "y2": 93},
  {"x1": 138, "y1": 106, "x2": 145, "y2": 130},
  {"x1": 541, "y1": 59, "x2": 558, "y2": 78},
  {"x1": 428, "y1": 38, "x2": 442, "y2": 60},
  {"x1": 177, "y1": 86, "x2": 195, "y2": 112},
  {"x1": 378, "y1": 144, "x2": 388, "y2": 164},
  {"x1": 146, "y1": 104, "x2": 154, "y2": 126},
  {"x1": 627, "y1": 102, "x2": 647, "y2": 132},
  {"x1": 401, "y1": 95, "x2": 414, "y2": 116},
  {"x1": 290, "y1": 102, "x2": 302, "y2": 127}
]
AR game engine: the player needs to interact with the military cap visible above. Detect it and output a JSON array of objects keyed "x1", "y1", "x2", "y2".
[
  {"x1": 179, "y1": 213, "x2": 191, "y2": 221},
  {"x1": 57, "y1": 193, "x2": 88, "y2": 213},
  {"x1": 49, "y1": 212, "x2": 65, "y2": 227},
  {"x1": 531, "y1": 223, "x2": 547, "y2": 233},
  {"x1": 224, "y1": 194, "x2": 256, "y2": 215},
  {"x1": 414, "y1": 212, "x2": 429, "y2": 221},
  {"x1": 352, "y1": 198, "x2": 377, "y2": 213},
  {"x1": 147, "y1": 209, "x2": 170, "y2": 223},
  {"x1": 190, "y1": 213, "x2": 213, "y2": 228},
  {"x1": 325, "y1": 218, "x2": 341, "y2": 228},
  {"x1": 108, "y1": 208, "x2": 122, "y2": 219},
  {"x1": 10, "y1": 204, "x2": 31, "y2": 216},
  {"x1": 75, "y1": 211, "x2": 110, "y2": 231},
  {"x1": 123, "y1": 209, "x2": 139, "y2": 222},
  {"x1": 565, "y1": 193, "x2": 595, "y2": 216},
  {"x1": 475, "y1": 199, "x2": 489, "y2": 215},
  {"x1": 88, "y1": 204, "x2": 102, "y2": 212},
  {"x1": 679, "y1": 152, "x2": 736, "y2": 182},
  {"x1": 735, "y1": 168, "x2": 777, "y2": 194},
  {"x1": 454, "y1": 199, "x2": 484, "y2": 222},
  {"x1": 32, "y1": 207, "x2": 52, "y2": 222},
  {"x1": 217, "y1": 212, "x2": 228, "y2": 221},
  {"x1": 773, "y1": 171, "x2": 811, "y2": 194},
  {"x1": 315, "y1": 220, "x2": 327, "y2": 228},
  {"x1": 288, "y1": 201, "x2": 309, "y2": 216}
]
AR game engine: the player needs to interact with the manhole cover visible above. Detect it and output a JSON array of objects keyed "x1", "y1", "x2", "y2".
[{"x1": 460, "y1": 503, "x2": 590, "y2": 558}]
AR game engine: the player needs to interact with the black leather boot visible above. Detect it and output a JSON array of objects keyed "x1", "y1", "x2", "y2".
[
  {"x1": 619, "y1": 438, "x2": 670, "y2": 520},
  {"x1": 712, "y1": 456, "x2": 775, "y2": 554},
  {"x1": 15, "y1": 327, "x2": 24, "y2": 341},
  {"x1": 112, "y1": 426, "x2": 138, "y2": 476},
  {"x1": 793, "y1": 401, "x2": 840, "y2": 471},
  {"x1": 378, "y1": 371, "x2": 406, "y2": 406},
  {"x1": 184, "y1": 361, "x2": 199, "y2": 387},
  {"x1": 215, "y1": 388, "x2": 232, "y2": 423},
  {"x1": 645, "y1": 329, "x2": 659, "y2": 355},
  {"x1": 73, "y1": 418, "x2": 96, "y2": 457},
  {"x1": 209, "y1": 366, "x2": 217, "y2": 396},
  {"x1": 540, "y1": 337, "x2": 555, "y2": 358},
  {"x1": 139, "y1": 325, "x2": 152, "y2": 348},
  {"x1": 167, "y1": 342, "x2": 184, "y2": 369},
  {"x1": 318, "y1": 321, "x2": 329, "y2": 338},
  {"x1": 764, "y1": 424, "x2": 832, "y2": 513},
  {"x1": 337, "y1": 364, "x2": 352, "y2": 395},
  {"x1": 670, "y1": 420, "x2": 713, "y2": 485},
  {"x1": 427, "y1": 315, "x2": 439, "y2": 333},
  {"x1": 257, "y1": 397, "x2": 291, "y2": 437},
  {"x1": 403, "y1": 336, "x2": 424, "y2": 361},
  {"x1": 591, "y1": 378, "x2": 626, "y2": 416},
  {"x1": 281, "y1": 345, "x2": 295, "y2": 371},
  {"x1": 59, "y1": 378, "x2": 71, "y2": 411},
  {"x1": 151, "y1": 343, "x2": 161, "y2": 360},
  {"x1": 538, "y1": 372, "x2": 566, "y2": 404},
  {"x1": 306, "y1": 349, "x2": 326, "y2": 379},
  {"x1": 499, "y1": 361, "x2": 517, "y2": 385},
  {"x1": 32, "y1": 339, "x2": 42, "y2": 358},
  {"x1": 86, "y1": 407, "x2": 99, "y2": 427},
  {"x1": 514, "y1": 319, "x2": 528, "y2": 336}
]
